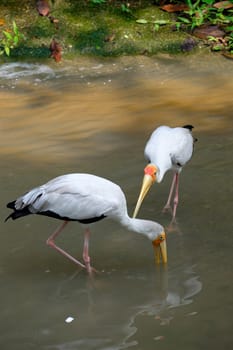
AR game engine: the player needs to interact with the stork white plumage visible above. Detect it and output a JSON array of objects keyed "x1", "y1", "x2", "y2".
[
  {"x1": 133, "y1": 125, "x2": 197, "y2": 220},
  {"x1": 5, "y1": 173, "x2": 167, "y2": 273}
]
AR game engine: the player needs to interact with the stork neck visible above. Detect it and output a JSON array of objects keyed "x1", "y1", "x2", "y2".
[{"x1": 118, "y1": 215, "x2": 157, "y2": 241}]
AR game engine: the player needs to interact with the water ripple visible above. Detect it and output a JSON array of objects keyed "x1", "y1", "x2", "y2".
[{"x1": 0, "y1": 62, "x2": 55, "y2": 80}]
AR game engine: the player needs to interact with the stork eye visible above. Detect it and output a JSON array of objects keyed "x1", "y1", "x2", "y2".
[{"x1": 160, "y1": 235, "x2": 164, "y2": 241}]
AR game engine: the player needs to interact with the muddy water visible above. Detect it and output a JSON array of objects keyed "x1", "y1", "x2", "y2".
[{"x1": 0, "y1": 54, "x2": 233, "y2": 350}]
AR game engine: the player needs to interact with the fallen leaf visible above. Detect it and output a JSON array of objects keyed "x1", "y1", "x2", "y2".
[
  {"x1": 136, "y1": 19, "x2": 148, "y2": 24},
  {"x1": 50, "y1": 39, "x2": 62, "y2": 62},
  {"x1": 218, "y1": 37, "x2": 228, "y2": 45},
  {"x1": 161, "y1": 4, "x2": 189, "y2": 13},
  {"x1": 214, "y1": 1, "x2": 233, "y2": 9},
  {"x1": 153, "y1": 20, "x2": 169, "y2": 25},
  {"x1": 0, "y1": 18, "x2": 5, "y2": 26},
  {"x1": 193, "y1": 25, "x2": 225, "y2": 39},
  {"x1": 36, "y1": 0, "x2": 50, "y2": 17}
]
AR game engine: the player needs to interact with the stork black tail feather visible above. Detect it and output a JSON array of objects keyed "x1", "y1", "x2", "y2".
[
  {"x1": 6, "y1": 200, "x2": 16, "y2": 209},
  {"x1": 182, "y1": 124, "x2": 198, "y2": 143},
  {"x1": 5, "y1": 201, "x2": 31, "y2": 222},
  {"x1": 183, "y1": 124, "x2": 194, "y2": 131}
]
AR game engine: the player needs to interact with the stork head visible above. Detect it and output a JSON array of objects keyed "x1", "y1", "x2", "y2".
[
  {"x1": 152, "y1": 231, "x2": 167, "y2": 264},
  {"x1": 133, "y1": 164, "x2": 157, "y2": 218},
  {"x1": 134, "y1": 220, "x2": 167, "y2": 264}
]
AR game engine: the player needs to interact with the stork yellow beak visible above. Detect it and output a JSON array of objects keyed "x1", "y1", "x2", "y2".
[
  {"x1": 133, "y1": 164, "x2": 157, "y2": 218},
  {"x1": 152, "y1": 232, "x2": 167, "y2": 264},
  {"x1": 133, "y1": 174, "x2": 155, "y2": 218}
]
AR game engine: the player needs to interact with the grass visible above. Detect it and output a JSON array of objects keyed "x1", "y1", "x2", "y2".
[
  {"x1": 2, "y1": 0, "x2": 232, "y2": 60},
  {"x1": 0, "y1": 0, "x2": 190, "y2": 59}
]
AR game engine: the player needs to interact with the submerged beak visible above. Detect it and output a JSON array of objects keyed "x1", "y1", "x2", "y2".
[
  {"x1": 152, "y1": 232, "x2": 167, "y2": 264},
  {"x1": 133, "y1": 174, "x2": 154, "y2": 218}
]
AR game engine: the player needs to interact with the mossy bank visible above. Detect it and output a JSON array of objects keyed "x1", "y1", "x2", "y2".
[{"x1": 0, "y1": 0, "x2": 198, "y2": 60}]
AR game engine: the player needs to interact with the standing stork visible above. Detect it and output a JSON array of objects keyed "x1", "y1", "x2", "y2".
[
  {"x1": 5, "y1": 173, "x2": 167, "y2": 273},
  {"x1": 133, "y1": 125, "x2": 197, "y2": 220}
]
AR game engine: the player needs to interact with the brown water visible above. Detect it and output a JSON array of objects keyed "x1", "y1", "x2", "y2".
[{"x1": 1, "y1": 53, "x2": 233, "y2": 350}]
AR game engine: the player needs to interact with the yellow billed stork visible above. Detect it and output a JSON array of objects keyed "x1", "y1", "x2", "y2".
[
  {"x1": 133, "y1": 125, "x2": 197, "y2": 220},
  {"x1": 5, "y1": 173, "x2": 167, "y2": 273}
]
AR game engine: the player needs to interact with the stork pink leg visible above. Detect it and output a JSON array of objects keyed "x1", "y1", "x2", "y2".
[
  {"x1": 163, "y1": 173, "x2": 176, "y2": 213},
  {"x1": 172, "y1": 173, "x2": 179, "y2": 220},
  {"x1": 46, "y1": 221, "x2": 86, "y2": 269},
  {"x1": 82, "y1": 228, "x2": 92, "y2": 273}
]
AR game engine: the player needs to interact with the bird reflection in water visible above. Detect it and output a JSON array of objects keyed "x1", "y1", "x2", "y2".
[{"x1": 45, "y1": 260, "x2": 202, "y2": 350}]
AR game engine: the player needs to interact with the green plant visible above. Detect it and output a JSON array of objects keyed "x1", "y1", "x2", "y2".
[
  {"x1": 177, "y1": 0, "x2": 208, "y2": 29},
  {"x1": 90, "y1": 0, "x2": 106, "y2": 4},
  {"x1": 135, "y1": 1, "x2": 233, "y2": 54},
  {"x1": 121, "y1": 3, "x2": 133, "y2": 16},
  {"x1": 0, "y1": 21, "x2": 24, "y2": 56},
  {"x1": 173, "y1": 0, "x2": 233, "y2": 53},
  {"x1": 227, "y1": 32, "x2": 233, "y2": 53},
  {"x1": 136, "y1": 18, "x2": 171, "y2": 32},
  {"x1": 177, "y1": 0, "x2": 233, "y2": 30},
  {"x1": 207, "y1": 35, "x2": 224, "y2": 51}
]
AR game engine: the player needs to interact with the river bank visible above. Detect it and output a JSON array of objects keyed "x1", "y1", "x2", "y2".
[{"x1": 1, "y1": 0, "x2": 229, "y2": 62}]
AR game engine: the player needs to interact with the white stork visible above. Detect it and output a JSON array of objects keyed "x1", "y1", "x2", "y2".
[
  {"x1": 5, "y1": 173, "x2": 167, "y2": 273},
  {"x1": 133, "y1": 125, "x2": 197, "y2": 220}
]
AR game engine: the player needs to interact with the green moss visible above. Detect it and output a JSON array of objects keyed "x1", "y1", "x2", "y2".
[{"x1": 0, "y1": 0, "x2": 194, "y2": 60}]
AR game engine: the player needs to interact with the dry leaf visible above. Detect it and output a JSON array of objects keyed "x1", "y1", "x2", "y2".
[
  {"x1": 214, "y1": 1, "x2": 233, "y2": 9},
  {"x1": 50, "y1": 39, "x2": 62, "y2": 62},
  {"x1": 193, "y1": 25, "x2": 225, "y2": 39},
  {"x1": 36, "y1": 0, "x2": 50, "y2": 17},
  {"x1": 161, "y1": 4, "x2": 189, "y2": 12}
]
